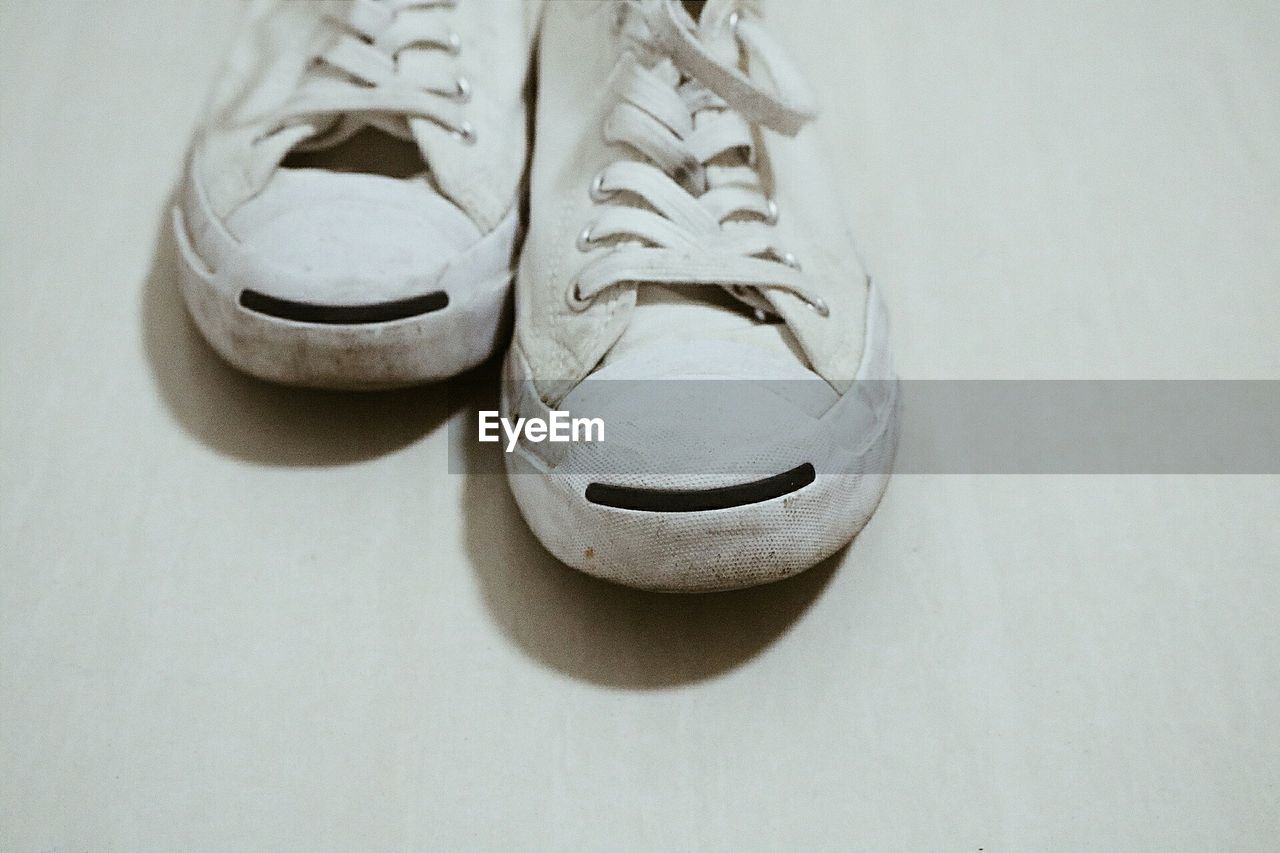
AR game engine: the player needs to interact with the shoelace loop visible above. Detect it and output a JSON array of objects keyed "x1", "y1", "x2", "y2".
[
  {"x1": 572, "y1": 0, "x2": 828, "y2": 320},
  {"x1": 271, "y1": 0, "x2": 475, "y2": 147}
]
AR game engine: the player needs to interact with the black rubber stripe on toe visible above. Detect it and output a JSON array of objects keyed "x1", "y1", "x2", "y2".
[
  {"x1": 584, "y1": 463, "x2": 817, "y2": 513},
  {"x1": 238, "y1": 289, "x2": 448, "y2": 325}
]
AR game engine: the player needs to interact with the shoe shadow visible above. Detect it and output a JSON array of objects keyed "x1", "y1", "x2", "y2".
[
  {"x1": 140, "y1": 195, "x2": 462, "y2": 466},
  {"x1": 143, "y1": 186, "x2": 835, "y2": 683},
  {"x1": 459, "y1": 379, "x2": 839, "y2": 690}
]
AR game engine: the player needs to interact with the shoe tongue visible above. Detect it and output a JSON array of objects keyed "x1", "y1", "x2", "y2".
[{"x1": 603, "y1": 282, "x2": 808, "y2": 371}]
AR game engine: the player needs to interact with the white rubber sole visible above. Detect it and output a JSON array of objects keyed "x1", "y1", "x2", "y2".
[
  {"x1": 172, "y1": 205, "x2": 518, "y2": 390},
  {"x1": 501, "y1": 282, "x2": 898, "y2": 593}
]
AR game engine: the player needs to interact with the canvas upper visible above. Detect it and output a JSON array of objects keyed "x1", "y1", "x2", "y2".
[
  {"x1": 513, "y1": 0, "x2": 882, "y2": 405},
  {"x1": 172, "y1": 0, "x2": 539, "y2": 387},
  {"x1": 189, "y1": 0, "x2": 537, "y2": 235}
]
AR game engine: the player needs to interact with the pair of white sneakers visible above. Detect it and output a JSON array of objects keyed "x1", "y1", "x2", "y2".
[{"x1": 175, "y1": 0, "x2": 897, "y2": 592}]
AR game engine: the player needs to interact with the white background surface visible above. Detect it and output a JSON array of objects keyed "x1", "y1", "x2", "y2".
[{"x1": 2, "y1": 1, "x2": 1278, "y2": 849}]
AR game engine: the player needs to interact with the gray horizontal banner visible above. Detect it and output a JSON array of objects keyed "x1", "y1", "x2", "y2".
[{"x1": 448, "y1": 380, "x2": 1280, "y2": 475}]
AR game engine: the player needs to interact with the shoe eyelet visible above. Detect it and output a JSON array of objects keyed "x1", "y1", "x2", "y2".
[
  {"x1": 589, "y1": 173, "x2": 615, "y2": 203},
  {"x1": 452, "y1": 76, "x2": 471, "y2": 103},
  {"x1": 764, "y1": 197, "x2": 779, "y2": 225},
  {"x1": 453, "y1": 120, "x2": 477, "y2": 145},
  {"x1": 576, "y1": 224, "x2": 597, "y2": 253},
  {"x1": 728, "y1": 10, "x2": 741, "y2": 35},
  {"x1": 807, "y1": 296, "x2": 830, "y2": 317},
  {"x1": 780, "y1": 251, "x2": 802, "y2": 271},
  {"x1": 445, "y1": 31, "x2": 462, "y2": 55},
  {"x1": 567, "y1": 280, "x2": 593, "y2": 311}
]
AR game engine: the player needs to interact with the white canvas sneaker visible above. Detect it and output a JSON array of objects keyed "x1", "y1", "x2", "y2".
[
  {"x1": 502, "y1": 0, "x2": 897, "y2": 592},
  {"x1": 173, "y1": 0, "x2": 536, "y2": 388}
]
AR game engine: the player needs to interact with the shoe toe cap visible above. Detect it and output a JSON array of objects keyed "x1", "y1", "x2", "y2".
[
  {"x1": 223, "y1": 170, "x2": 481, "y2": 313},
  {"x1": 554, "y1": 341, "x2": 838, "y2": 484}
]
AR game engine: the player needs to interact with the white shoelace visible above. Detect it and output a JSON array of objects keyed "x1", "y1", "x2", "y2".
[
  {"x1": 272, "y1": 0, "x2": 475, "y2": 147},
  {"x1": 572, "y1": 0, "x2": 828, "y2": 319}
]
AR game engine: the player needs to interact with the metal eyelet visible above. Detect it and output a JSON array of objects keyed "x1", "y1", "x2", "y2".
[
  {"x1": 576, "y1": 224, "x2": 597, "y2": 253},
  {"x1": 453, "y1": 120, "x2": 477, "y2": 145},
  {"x1": 806, "y1": 295, "x2": 831, "y2": 318},
  {"x1": 445, "y1": 31, "x2": 462, "y2": 55},
  {"x1": 589, "y1": 173, "x2": 614, "y2": 203},
  {"x1": 567, "y1": 280, "x2": 593, "y2": 311},
  {"x1": 728, "y1": 10, "x2": 741, "y2": 35},
  {"x1": 430, "y1": 77, "x2": 471, "y2": 103},
  {"x1": 772, "y1": 251, "x2": 824, "y2": 316},
  {"x1": 452, "y1": 76, "x2": 471, "y2": 103},
  {"x1": 764, "y1": 198, "x2": 779, "y2": 226}
]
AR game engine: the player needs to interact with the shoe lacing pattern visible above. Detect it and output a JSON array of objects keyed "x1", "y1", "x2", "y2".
[
  {"x1": 571, "y1": 0, "x2": 827, "y2": 318},
  {"x1": 271, "y1": 0, "x2": 475, "y2": 146}
]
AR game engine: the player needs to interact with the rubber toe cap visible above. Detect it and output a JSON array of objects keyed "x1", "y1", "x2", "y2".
[{"x1": 223, "y1": 169, "x2": 481, "y2": 312}]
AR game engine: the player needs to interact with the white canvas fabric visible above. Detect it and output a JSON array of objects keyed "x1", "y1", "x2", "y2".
[
  {"x1": 173, "y1": 0, "x2": 537, "y2": 388},
  {"x1": 504, "y1": 0, "x2": 897, "y2": 591}
]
